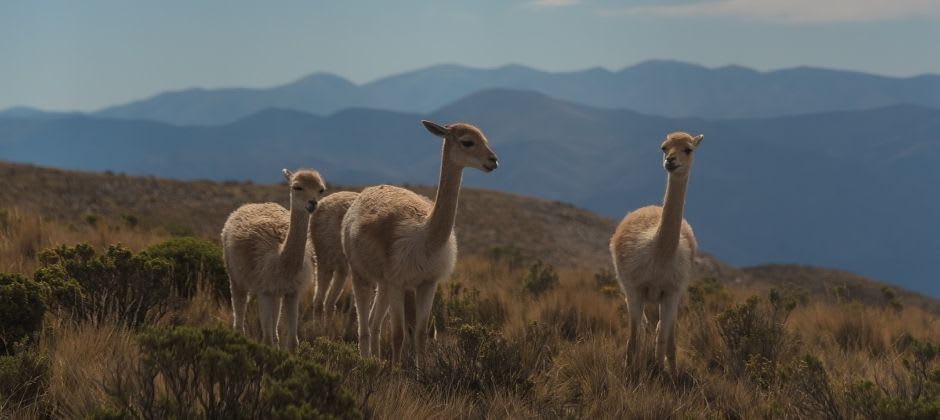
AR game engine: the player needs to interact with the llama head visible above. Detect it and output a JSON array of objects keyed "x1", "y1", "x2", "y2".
[
  {"x1": 421, "y1": 120, "x2": 499, "y2": 173},
  {"x1": 660, "y1": 132, "x2": 703, "y2": 176},
  {"x1": 282, "y1": 168, "x2": 326, "y2": 213}
]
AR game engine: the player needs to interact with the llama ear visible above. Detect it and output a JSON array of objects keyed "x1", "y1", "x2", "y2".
[
  {"x1": 692, "y1": 134, "x2": 704, "y2": 146},
  {"x1": 282, "y1": 168, "x2": 293, "y2": 181},
  {"x1": 421, "y1": 120, "x2": 450, "y2": 138}
]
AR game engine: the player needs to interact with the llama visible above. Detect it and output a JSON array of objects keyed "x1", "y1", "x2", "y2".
[
  {"x1": 310, "y1": 191, "x2": 359, "y2": 317},
  {"x1": 221, "y1": 168, "x2": 326, "y2": 352},
  {"x1": 342, "y1": 120, "x2": 498, "y2": 364},
  {"x1": 610, "y1": 131, "x2": 703, "y2": 373}
]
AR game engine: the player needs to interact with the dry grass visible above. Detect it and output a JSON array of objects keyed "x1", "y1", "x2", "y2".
[{"x1": 2, "y1": 162, "x2": 940, "y2": 418}]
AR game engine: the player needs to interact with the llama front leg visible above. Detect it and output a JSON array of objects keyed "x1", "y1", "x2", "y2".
[
  {"x1": 657, "y1": 291, "x2": 682, "y2": 374},
  {"x1": 412, "y1": 281, "x2": 437, "y2": 367},
  {"x1": 283, "y1": 292, "x2": 300, "y2": 352},
  {"x1": 351, "y1": 272, "x2": 374, "y2": 357},
  {"x1": 258, "y1": 293, "x2": 281, "y2": 347}
]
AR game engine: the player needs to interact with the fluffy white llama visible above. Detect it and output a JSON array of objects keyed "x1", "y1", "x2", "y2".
[
  {"x1": 610, "y1": 132, "x2": 703, "y2": 373},
  {"x1": 310, "y1": 191, "x2": 359, "y2": 317},
  {"x1": 221, "y1": 168, "x2": 326, "y2": 352},
  {"x1": 342, "y1": 120, "x2": 498, "y2": 364}
]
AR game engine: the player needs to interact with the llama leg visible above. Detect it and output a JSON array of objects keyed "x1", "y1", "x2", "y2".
[
  {"x1": 643, "y1": 303, "x2": 660, "y2": 334},
  {"x1": 412, "y1": 282, "x2": 437, "y2": 367},
  {"x1": 313, "y1": 265, "x2": 332, "y2": 316},
  {"x1": 657, "y1": 292, "x2": 682, "y2": 373},
  {"x1": 283, "y1": 292, "x2": 300, "y2": 352},
  {"x1": 258, "y1": 293, "x2": 280, "y2": 347},
  {"x1": 623, "y1": 287, "x2": 644, "y2": 366},
  {"x1": 325, "y1": 264, "x2": 349, "y2": 316},
  {"x1": 369, "y1": 284, "x2": 391, "y2": 360},
  {"x1": 231, "y1": 288, "x2": 249, "y2": 333},
  {"x1": 385, "y1": 288, "x2": 406, "y2": 366},
  {"x1": 351, "y1": 272, "x2": 374, "y2": 357}
]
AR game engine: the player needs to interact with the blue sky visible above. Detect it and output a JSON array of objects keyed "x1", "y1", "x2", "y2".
[{"x1": 2, "y1": 0, "x2": 939, "y2": 111}]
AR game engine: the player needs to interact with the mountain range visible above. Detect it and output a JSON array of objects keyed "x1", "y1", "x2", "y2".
[
  {"x1": 78, "y1": 60, "x2": 940, "y2": 125},
  {"x1": 2, "y1": 87, "x2": 939, "y2": 296}
]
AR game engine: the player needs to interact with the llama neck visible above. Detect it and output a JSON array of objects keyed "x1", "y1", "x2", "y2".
[
  {"x1": 280, "y1": 203, "x2": 310, "y2": 274},
  {"x1": 425, "y1": 146, "x2": 463, "y2": 251},
  {"x1": 654, "y1": 174, "x2": 689, "y2": 260}
]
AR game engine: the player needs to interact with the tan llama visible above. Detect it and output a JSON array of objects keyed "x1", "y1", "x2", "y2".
[
  {"x1": 342, "y1": 120, "x2": 498, "y2": 364},
  {"x1": 221, "y1": 169, "x2": 325, "y2": 352},
  {"x1": 610, "y1": 132, "x2": 703, "y2": 373}
]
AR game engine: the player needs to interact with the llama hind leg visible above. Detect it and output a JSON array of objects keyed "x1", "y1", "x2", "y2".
[
  {"x1": 325, "y1": 264, "x2": 349, "y2": 316},
  {"x1": 657, "y1": 292, "x2": 682, "y2": 373},
  {"x1": 643, "y1": 303, "x2": 660, "y2": 334},
  {"x1": 412, "y1": 282, "x2": 437, "y2": 367},
  {"x1": 313, "y1": 265, "x2": 332, "y2": 316},
  {"x1": 350, "y1": 272, "x2": 374, "y2": 357},
  {"x1": 231, "y1": 288, "x2": 249, "y2": 333},
  {"x1": 368, "y1": 284, "x2": 391, "y2": 360},
  {"x1": 385, "y1": 288, "x2": 406, "y2": 366}
]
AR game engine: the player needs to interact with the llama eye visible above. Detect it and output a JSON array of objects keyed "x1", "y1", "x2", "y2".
[
  {"x1": 684, "y1": 148, "x2": 692, "y2": 154},
  {"x1": 292, "y1": 186, "x2": 303, "y2": 191},
  {"x1": 319, "y1": 188, "x2": 325, "y2": 194},
  {"x1": 460, "y1": 140, "x2": 475, "y2": 147}
]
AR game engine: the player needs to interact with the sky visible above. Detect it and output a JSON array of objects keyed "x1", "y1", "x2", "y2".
[{"x1": 2, "y1": 0, "x2": 940, "y2": 112}]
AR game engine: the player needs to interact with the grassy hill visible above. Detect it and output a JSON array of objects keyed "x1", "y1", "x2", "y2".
[{"x1": 3, "y1": 161, "x2": 940, "y2": 418}]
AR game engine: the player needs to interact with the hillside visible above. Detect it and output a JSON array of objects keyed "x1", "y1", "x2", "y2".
[
  {"x1": 3, "y1": 160, "x2": 937, "y2": 314},
  {"x1": 3, "y1": 90, "x2": 940, "y2": 295}
]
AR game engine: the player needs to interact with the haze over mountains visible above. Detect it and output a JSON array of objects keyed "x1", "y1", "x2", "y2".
[
  {"x1": 85, "y1": 60, "x2": 940, "y2": 125},
  {"x1": 2, "y1": 61, "x2": 939, "y2": 296}
]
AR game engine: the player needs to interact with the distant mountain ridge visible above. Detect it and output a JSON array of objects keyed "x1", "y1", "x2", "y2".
[
  {"x1": 11, "y1": 60, "x2": 931, "y2": 125},
  {"x1": 3, "y1": 88, "x2": 940, "y2": 296}
]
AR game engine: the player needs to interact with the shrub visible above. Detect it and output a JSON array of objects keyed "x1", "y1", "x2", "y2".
[
  {"x1": 0, "y1": 344, "x2": 50, "y2": 407},
  {"x1": 781, "y1": 355, "x2": 843, "y2": 419},
  {"x1": 442, "y1": 282, "x2": 506, "y2": 329},
  {"x1": 522, "y1": 259, "x2": 559, "y2": 297},
  {"x1": 144, "y1": 237, "x2": 229, "y2": 301},
  {"x1": 0, "y1": 273, "x2": 47, "y2": 354},
  {"x1": 34, "y1": 244, "x2": 174, "y2": 328},
  {"x1": 419, "y1": 323, "x2": 552, "y2": 399},
  {"x1": 106, "y1": 326, "x2": 358, "y2": 419},
  {"x1": 846, "y1": 339, "x2": 940, "y2": 419},
  {"x1": 715, "y1": 289, "x2": 796, "y2": 387}
]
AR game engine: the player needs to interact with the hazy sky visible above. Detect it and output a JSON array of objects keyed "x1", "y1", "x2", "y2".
[{"x1": 2, "y1": 0, "x2": 940, "y2": 111}]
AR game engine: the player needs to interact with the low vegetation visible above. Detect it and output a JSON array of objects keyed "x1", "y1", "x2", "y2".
[{"x1": 0, "y1": 164, "x2": 938, "y2": 418}]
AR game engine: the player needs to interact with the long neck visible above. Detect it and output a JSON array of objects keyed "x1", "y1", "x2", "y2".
[
  {"x1": 654, "y1": 174, "x2": 689, "y2": 260},
  {"x1": 280, "y1": 200, "x2": 311, "y2": 273},
  {"x1": 425, "y1": 145, "x2": 463, "y2": 251}
]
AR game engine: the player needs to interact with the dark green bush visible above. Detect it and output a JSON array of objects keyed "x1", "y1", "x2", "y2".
[
  {"x1": 0, "y1": 344, "x2": 50, "y2": 407},
  {"x1": 144, "y1": 237, "x2": 229, "y2": 301},
  {"x1": 846, "y1": 339, "x2": 940, "y2": 419},
  {"x1": 419, "y1": 323, "x2": 552, "y2": 399},
  {"x1": 522, "y1": 259, "x2": 559, "y2": 297},
  {"x1": 34, "y1": 244, "x2": 173, "y2": 328},
  {"x1": 107, "y1": 326, "x2": 358, "y2": 420},
  {"x1": 715, "y1": 289, "x2": 796, "y2": 387},
  {"x1": 441, "y1": 282, "x2": 506, "y2": 329},
  {"x1": 0, "y1": 273, "x2": 47, "y2": 354}
]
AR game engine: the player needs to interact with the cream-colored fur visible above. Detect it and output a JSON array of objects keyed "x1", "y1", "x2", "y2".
[
  {"x1": 311, "y1": 191, "x2": 359, "y2": 317},
  {"x1": 610, "y1": 131, "x2": 703, "y2": 373},
  {"x1": 222, "y1": 169, "x2": 326, "y2": 352},
  {"x1": 342, "y1": 120, "x2": 498, "y2": 364}
]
